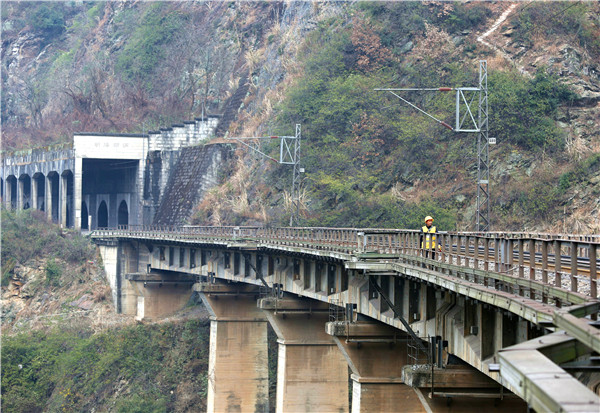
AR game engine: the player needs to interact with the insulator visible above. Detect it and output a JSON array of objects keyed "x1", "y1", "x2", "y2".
[{"x1": 440, "y1": 121, "x2": 454, "y2": 130}]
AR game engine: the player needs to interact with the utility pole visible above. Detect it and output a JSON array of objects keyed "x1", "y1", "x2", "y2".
[
  {"x1": 376, "y1": 61, "x2": 491, "y2": 231},
  {"x1": 227, "y1": 124, "x2": 303, "y2": 226}
]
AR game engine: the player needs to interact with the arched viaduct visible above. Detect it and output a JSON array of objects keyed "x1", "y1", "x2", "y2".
[
  {"x1": 92, "y1": 226, "x2": 600, "y2": 413},
  {"x1": 1, "y1": 116, "x2": 220, "y2": 229}
]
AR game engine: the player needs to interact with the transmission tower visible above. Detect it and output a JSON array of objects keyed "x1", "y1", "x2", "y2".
[
  {"x1": 376, "y1": 60, "x2": 491, "y2": 231},
  {"x1": 227, "y1": 124, "x2": 303, "y2": 226}
]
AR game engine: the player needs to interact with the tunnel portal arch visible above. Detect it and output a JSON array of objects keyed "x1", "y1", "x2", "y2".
[
  {"x1": 81, "y1": 201, "x2": 89, "y2": 230},
  {"x1": 98, "y1": 201, "x2": 108, "y2": 228},
  {"x1": 18, "y1": 174, "x2": 31, "y2": 209},
  {"x1": 6, "y1": 176, "x2": 17, "y2": 209},
  {"x1": 118, "y1": 200, "x2": 129, "y2": 227},
  {"x1": 32, "y1": 172, "x2": 45, "y2": 211}
]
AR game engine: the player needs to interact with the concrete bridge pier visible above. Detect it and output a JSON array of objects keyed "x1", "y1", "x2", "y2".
[
  {"x1": 200, "y1": 286, "x2": 269, "y2": 413},
  {"x1": 259, "y1": 297, "x2": 349, "y2": 413},
  {"x1": 326, "y1": 320, "x2": 426, "y2": 413}
]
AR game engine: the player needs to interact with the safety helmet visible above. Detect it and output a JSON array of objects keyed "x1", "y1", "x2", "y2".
[{"x1": 424, "y1": 216, "x2": 434, "y2": 223}]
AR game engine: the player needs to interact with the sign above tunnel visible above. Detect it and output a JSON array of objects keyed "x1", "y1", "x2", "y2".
[{"x1": 73, "y1": 133, "x2": 147, "y2": 160}]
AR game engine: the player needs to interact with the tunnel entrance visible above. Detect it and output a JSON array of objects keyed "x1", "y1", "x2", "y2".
[
  {"x1": 81, "y1": 201, "x2": 89, "y2": 229},
  {"x1": 118, "y1": 200, "x2": 129, "y2": 227},
  {"x1": 82, "y1": 158, "x2": 139, "y2": 228},
  {"x1": 98, "y1": 201, "x2": 108, "y2": 228}
]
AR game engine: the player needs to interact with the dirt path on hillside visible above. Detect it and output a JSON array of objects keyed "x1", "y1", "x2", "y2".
[{"x1": 476, "y1": 3, "x2": 531, "y2": 77}]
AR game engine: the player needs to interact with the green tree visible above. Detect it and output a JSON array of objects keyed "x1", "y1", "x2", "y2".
[{"x1": 29, "y1": 4, "x2": 66, "y2": 39}]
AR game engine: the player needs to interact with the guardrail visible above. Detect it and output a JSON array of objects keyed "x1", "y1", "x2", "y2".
[{"x1": 91, "y1": 225, "x2": 599, "y2": 299}]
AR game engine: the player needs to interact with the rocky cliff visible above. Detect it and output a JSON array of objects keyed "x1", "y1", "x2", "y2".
[{"x1": 2, "y1": 1, "x2": 599, "y2": 232}]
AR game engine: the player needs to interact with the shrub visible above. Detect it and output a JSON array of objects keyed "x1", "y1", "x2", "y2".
[
  {"x1": 1, "y1": 320, "x2": 211, "y2": 412},
  {"x1": 489, "y1": 69, "x2": 576, "y2": 151},
  {"x1": 440, "y1": 3, "x2": 492, "y2": 34},
  {"x1": 1, "y1": 209, "x2": 95, "y2": 268},
  {"x1": 27, "y1": 4, "x2": 67, "y2": 40},
  {"x1": 513, "y1": 3, "x2": 600, "y2": 54},
  {"x1": 45, "y1": 258, "x2": 62, "y2": 286},
  {"x1": 115, "y1": 4, "x2": 184, "y2": 88}
]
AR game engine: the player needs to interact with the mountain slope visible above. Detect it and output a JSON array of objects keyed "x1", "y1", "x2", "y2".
[{"x1": 2, "y1": 1, "x2": 599, "y2": 232}]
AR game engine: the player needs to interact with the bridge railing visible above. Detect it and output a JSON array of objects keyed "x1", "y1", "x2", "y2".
[{"x1": 91, "y1": 225, "x2": 599, "y2": 299}]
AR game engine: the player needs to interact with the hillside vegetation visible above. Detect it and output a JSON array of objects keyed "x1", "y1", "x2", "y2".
[
  {"x1": 2, "y1": 2, "x2": 599, "y2": 232},
  {"x1": 2, "y1": 320, "x2": 210, "y2": 412},
  {"x1": 0, "y1": 209, "x2": 214, "y2": 411}
]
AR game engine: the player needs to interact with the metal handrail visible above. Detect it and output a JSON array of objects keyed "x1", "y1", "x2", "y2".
[{"x1": 90, "y1": 225, "x2": 599, "y2": 298}]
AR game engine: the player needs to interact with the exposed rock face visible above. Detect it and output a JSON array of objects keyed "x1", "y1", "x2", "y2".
[{"x1": 1, "y1": 257, "x2": 127, "y2": 335}]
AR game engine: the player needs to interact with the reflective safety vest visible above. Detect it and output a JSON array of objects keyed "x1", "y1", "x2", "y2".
[{"x1": 421, "y1": 226, "x2": 437, "y2": 249}]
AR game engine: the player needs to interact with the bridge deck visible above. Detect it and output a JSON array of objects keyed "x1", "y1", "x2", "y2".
[{"x1": 91, "y1": 225, "x2": 600, "y2": 413}]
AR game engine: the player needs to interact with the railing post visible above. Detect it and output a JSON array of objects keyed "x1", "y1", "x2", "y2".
[
  {"x1": 456, "y1": 235, "x2": 461, "y2": 267},
  {"x1": 590, "y1": 244, "x2": 597, "y2": 299},
  {"x1": 515, "y1": 239, "x2": 524, "y2": 296},
  {"x1": 554, "y1": 240, "x2": 562, "y2": 306},
  {"x1": 481, "y1": 237, "x2": 488, "y2": 285},
  {"x1": 529, "y1": 239, "x2": 536, "y2": 299},
  {"x1": 474, "y1": 236, "x2": 480, "y2": 274},
  {"x1": 357, "y1": 232, "x2": 365, "y2": 253},
  {"x1": 440, "y1": 233, "x2": 446, "y2": 267},
  {"x1": 529, "y1": 239, "x2": 536, "y2": 280},
  {"x1": 570, "y1": 242, "x2": 578, "y2": 293},
  {"x1": 507, "y1": 239, "x2": 514, "y2": 275},
  {"x1": 518, "y1": 239, "x2": 524, "y2": 279},
  {"x1": 541, "y1": 241, "x2": 548, "y2": 303},
  {"x1": 494, "y1": 238, "x2": 500, "y2": 273}
]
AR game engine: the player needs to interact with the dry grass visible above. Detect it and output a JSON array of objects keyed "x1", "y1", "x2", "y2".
[
  {"x1": 549, "y1": 204, "x2": 600, "y2": 235},
  {"x1": 245, "y1": 47, "x2": 264, "y2": 76},
  {"x1": 283, "y1": 188, "x2": 310, "y2": 217}
]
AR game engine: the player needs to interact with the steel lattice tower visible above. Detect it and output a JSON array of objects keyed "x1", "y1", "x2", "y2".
[
  {"x1": 289, "y1": 124, "x2": 302, "y2": 226},
  {"x1": 476, "y1": 61, "x2": 490, "y2": 232}
]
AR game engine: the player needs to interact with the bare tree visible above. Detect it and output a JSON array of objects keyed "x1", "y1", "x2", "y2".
[{"x1": 21, "y1": 78, "x2": 48, "y2": 128}]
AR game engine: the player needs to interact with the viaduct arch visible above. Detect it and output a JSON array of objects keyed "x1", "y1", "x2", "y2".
[{"x1": 1, "y1": 116, "x2": 220, "y2": 229}]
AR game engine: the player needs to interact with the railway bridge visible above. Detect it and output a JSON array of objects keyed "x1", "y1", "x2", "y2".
[{"x1": 91, "y1": 226, "x2": 600, "y2": 413}]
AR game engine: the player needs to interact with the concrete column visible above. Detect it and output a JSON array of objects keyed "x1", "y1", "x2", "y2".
[
  {"x1": 5, "y1": 179, "x2": 12, "y2": 209},
  {"x1": 135, "y1": 157, "x2": 145, "y2": 226},
  {"x1": 327, "y1": 321, "x2": 425, "y2": 413},
  {"x1": 31, "y1": 178, "x2": 38, "y2": 210},
  {"x1": 60, "y1": 173, "x2": 67, "y2": 227},
  {"x1": 45, "y1": 175, "x2": 53, "y2": 221},
  {"x1": 260, "y1": 298, "x2": 349, "y2": 413},
  {"x1": 17, "y1": 178, "x2": 23, "y2": 210},
  {"x1": 201, "y1": 293, "x2": 269, "y2": 413},
  {"x1": 74, "y1": 157, "x2": 82, "y2": 229}
]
